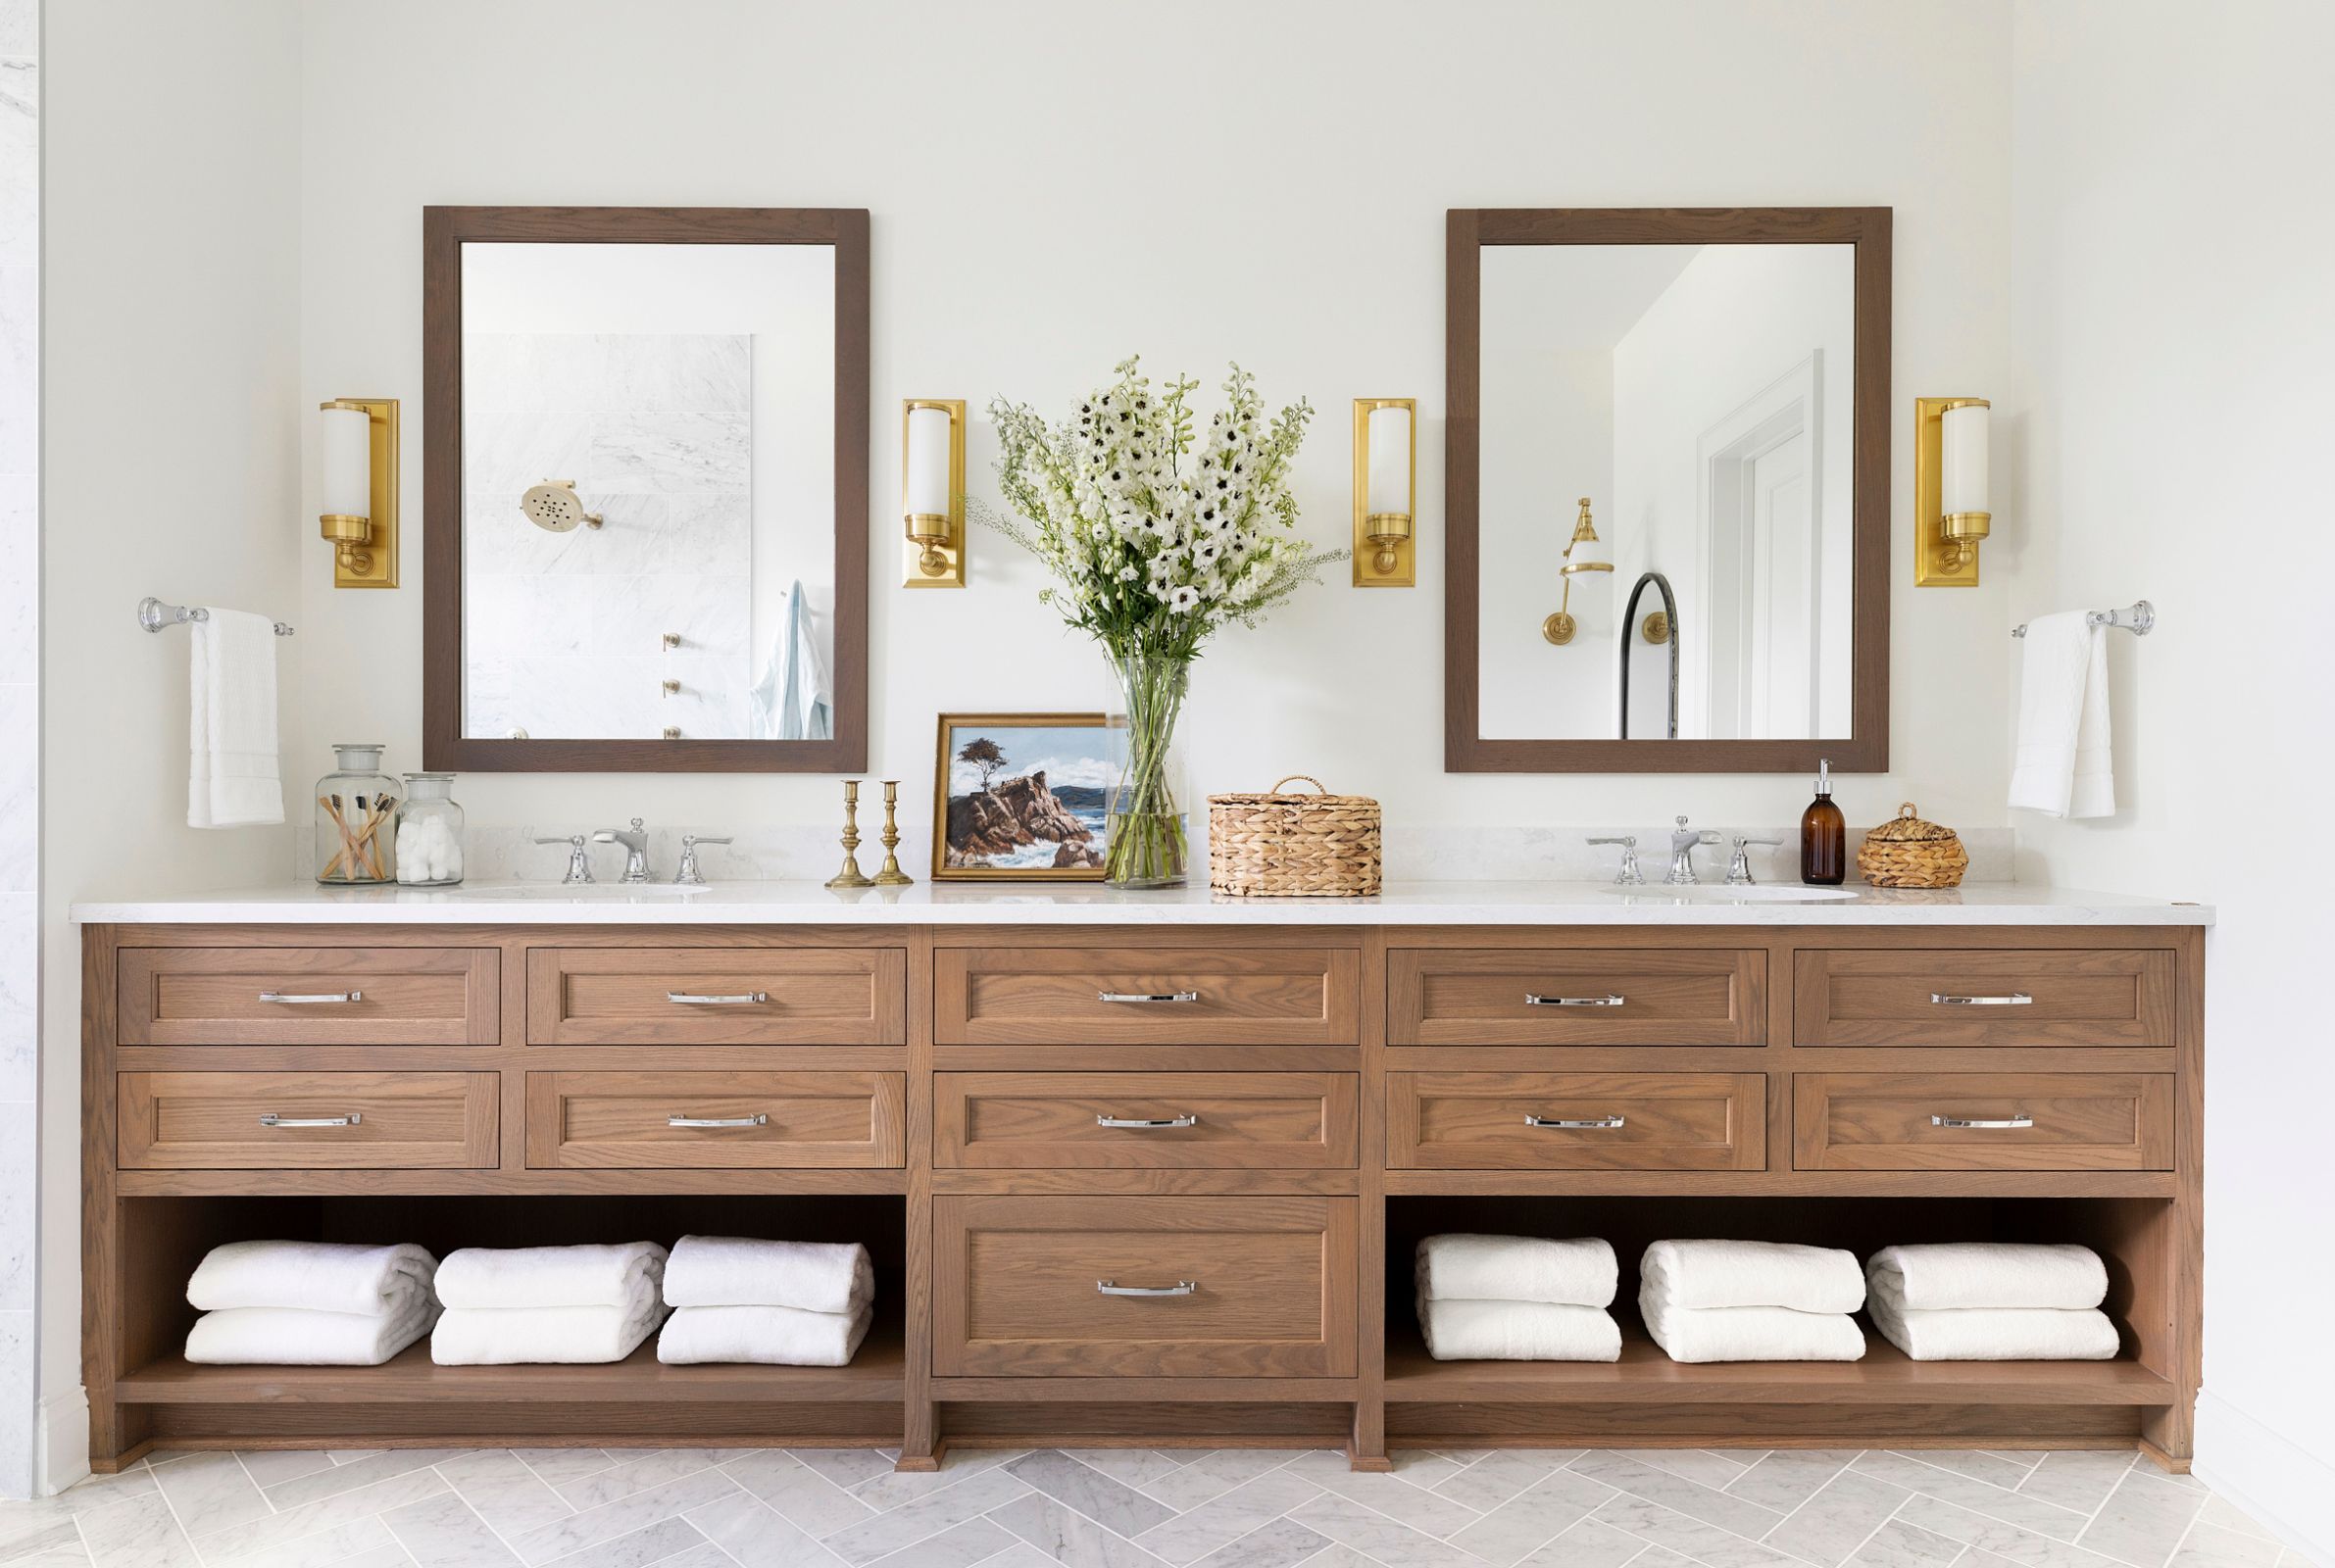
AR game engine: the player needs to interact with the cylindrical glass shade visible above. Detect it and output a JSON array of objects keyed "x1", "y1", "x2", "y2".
[
  {"x1": 1940, "y1": 401, "x2": 1989, "y2": 524},
  {"x1": 320, "y1": 405, "x2": 372, "y2": 520},
  {"x1": 904, "y1": 404, "x2": 954, "y2": 518},
  {"x1": 1366, "y1": 404, "x2": 1411, "y2": 517}
]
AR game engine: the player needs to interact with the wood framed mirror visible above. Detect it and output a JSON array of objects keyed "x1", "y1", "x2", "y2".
[
  {"x1": 1446, "y1": 207, "x2": 1890, "y2": 772},
  {"x1": 423, "y1": 206, "x2": 869, "y2": 771}
]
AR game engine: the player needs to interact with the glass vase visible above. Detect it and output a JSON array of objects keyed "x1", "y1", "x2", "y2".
[
  {"x1": 1104, "y1": 650, "x2": 1191, "y2": 889},
  {"x1": 316, "y1": 744, "x2": 399, "y2": 885}
]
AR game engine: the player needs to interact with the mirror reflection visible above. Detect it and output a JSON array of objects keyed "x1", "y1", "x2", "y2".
[
  {"x1": 460, "y1": 242, "x2": 837, "y2": 741},
  {"x1": 1477, "y1": 243, "x2": 1856, "y2": 741}
]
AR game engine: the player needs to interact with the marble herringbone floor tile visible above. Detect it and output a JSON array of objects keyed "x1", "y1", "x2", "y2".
[{"x1": 0, "y1": 1447, "x2": 2310, "y2": 1568}]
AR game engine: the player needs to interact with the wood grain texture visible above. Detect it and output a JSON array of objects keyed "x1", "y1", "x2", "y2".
[
  {"x1": 936, "y1": 945, "x2": 1361, "y2": 1046},
  {"x1": 118, "y1": 947, "x2": 498, "y2": 1046},
  {"x1": 1792, "y1": 1071, "x2": 2173, "y2": 1170},
  {"x1": 934, "y1": 1072, "x2": 1358, "y2": 1169},
  {"x1": 522, "y1": 1069, "x2": 905, "y2": 1168},
  {"x1": 1389, "y1": 947, "x2": 1765, "y2": 1046},
  {"x1": 524, "y1": 946, "x2": 907, "y2": 1046},
  {"x1": 117, "y1": 1071, "x2": 498, "y2": 1169},
  {"x1": 1795, "y1": 949, "x2": 2176, "y2": 1046},
  {"x1": 1390, "y1": 1071, "x2": 1765, "y2": 1170}
]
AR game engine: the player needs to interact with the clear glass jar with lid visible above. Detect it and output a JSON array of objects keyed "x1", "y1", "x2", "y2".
[
  {"x1": 396, "y1": 773, "x2": 466, "y2": 886},
  {"x1": 316, "y1": 744, "x2": 399, "y2": 885}
]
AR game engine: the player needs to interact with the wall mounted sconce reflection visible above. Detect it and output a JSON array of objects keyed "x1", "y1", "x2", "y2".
[
  {"x1": 902, "y1": 399, "x2": 967, "y2": 588},
  {"x1": 1541, "y1": 497, "x2": 1614, "y2": 645},
  {"x1": 1914, "y1": 396, "x2": 1990, "y2": 586},
  {"x1": 522, "y1": 479, "x2": 603, "y2": 533},
  {"x1": 1352, "y1": 398, "x2": 1415, "y2": 587},
  {"x1": 318, "y1": 398, "x2": 399, "y2": 589}
]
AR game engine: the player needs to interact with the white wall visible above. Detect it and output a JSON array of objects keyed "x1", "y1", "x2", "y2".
[
  {"x1": 2008, "y1": 1, "x2": 2335, "y2": 1555},
  {"x1": 38, "y1": 0, "x2": 303, "y2": 1488}
]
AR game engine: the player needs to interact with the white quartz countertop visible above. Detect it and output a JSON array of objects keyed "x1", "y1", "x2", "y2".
[{"x1": 72, "y1": 880, "x2": 2213, "y2": 927}]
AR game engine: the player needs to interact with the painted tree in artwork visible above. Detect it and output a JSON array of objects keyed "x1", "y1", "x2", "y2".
[{"x1": 958, "y1": 737, "x2": 1008, "y2": 792}]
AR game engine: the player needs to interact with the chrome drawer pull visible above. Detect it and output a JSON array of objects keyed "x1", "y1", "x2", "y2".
[
  {"x1": 1096, "y1": 1113, "x2": 1199, "y2": 1130},
  {"x1": 1525, "y1": 1114, "x2": 1626, "y2": 1130},
  {"x1": 1097, "y1": 991, "x2": 1200, "y2": 1004},
  {"x1": 259, "y1": 1112, "x2": 361, "y2": 1128},
  {"x1": 1523, "y1": 993, "x2": 1624, "y2": 1007},
  {"x1": 667, "y1": 992, "x2": 770, "y2": 1005},
  {"x1": 668, "y1": 1113, "x2": 770, "y2": 1129},
  {"x1": 259, "y1": 991, "x2": 363, "y2": 1004},
  {"x1": 1931, "y1": 992, "x2": 2033, "y2": 1006},
  {"x1": 1931, "y1": 1112, "x2": 2034, "y2": 1130},
  {"x1": 1097, "y1": 1280, "x2": 1199, "y2": 1297}
]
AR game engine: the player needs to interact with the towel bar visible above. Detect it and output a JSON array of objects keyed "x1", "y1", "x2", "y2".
[
  {"x1": 138, "y1": 596, "x2": 294, "y2": 636},
  {"x1": 2012, "y1": 600, "x2": 2152, "y2": 639}
]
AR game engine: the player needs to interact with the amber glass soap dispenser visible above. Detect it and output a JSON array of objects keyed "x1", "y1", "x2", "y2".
[{"x1": 1801, "y1": 758, "x2": 1846, "y2": 885}]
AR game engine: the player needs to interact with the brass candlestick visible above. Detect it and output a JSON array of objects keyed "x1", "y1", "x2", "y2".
[
  {"x1": 872, "y1": 779, "x2": 915, "y2": 886},
  {"x1": 824, "y1": 780, "x2": 874, "y2": 889}
]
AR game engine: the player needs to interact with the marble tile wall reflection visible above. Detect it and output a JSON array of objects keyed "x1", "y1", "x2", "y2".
[{"x1": 0, "y1": 0, "x2": 33, "y2": 1500}]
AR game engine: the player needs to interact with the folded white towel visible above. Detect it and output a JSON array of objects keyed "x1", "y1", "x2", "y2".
[
  {"x1": 1640, "y1": 1240, "x2": 1864, "y2": 1314},
  {"x1": 664, "y1": 1236, "x2": 873, "y2": 1315},
  {"x1": 1416, "y1": 1235, "x2": 1616, "y2": 1309},
  {"x1": 2010, "y1": 612, "x2": 2114, "y2": 819},
  {"x1": 1868, "y1": 1300, "x2": 2119, "y2": 1361},
  {"x1": 1866, "y1": 1244, "x2": 2107, "y2": 1312},
  {"x1": 435, "y1": 1243, "x2": 667, "y2": 1310},
  {"x1": 1417, "y1": 1298, "x2": 1620, "y2": 1362},
  {"x1": 657, "y1": 1303, "x2": 872, "y2": 1367},
  {"x1": 431, "y1": 1294, "x2": 669, "y2": 1365},
  {"x1": 1640, "y1": 1294, "x2": 1865, "y2": 1363},
  {"x1": 187, "y1": 608, "x2": 284, "y2": 829},
  {"x1": 187, "y1": 1241, "x2": 438, "y2": 1317},
  {"x1": 186, "y1": 1299, "x2": 439, "y2": 1366}
]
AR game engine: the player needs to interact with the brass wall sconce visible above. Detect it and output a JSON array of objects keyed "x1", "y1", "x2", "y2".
[
  {"x1": 1914, "y1": 396, "x2": 1991, "y2": 586},
  {"x1": 1640, "y1": 610, "x2": 1671, "y2": 645},
  {"x1": 1352, "y1": 398, "x2": 1416, "y2": 586},
  {"x1": 318, "y1": 398, "x2": 399, "y2": 589},
  {"x1": 1541, "y1": 497, "x2": 1614, "y2": 645},
  {"x1": 902, "y1": 399, "x2": 967, "y2": 588},
  {"x1": 521, "y1": 479, "x2": 603, "y2": 533}
]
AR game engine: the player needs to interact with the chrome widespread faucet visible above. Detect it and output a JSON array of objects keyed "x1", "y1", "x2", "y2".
[
  {"x1": 1666, "y1": 815, "x2": 1721, "y2": 885},
  {"x1": 1585, "y1": 834, "x2": 1645, "y2": 886},
  {"x1": 533, "y1": 834, "x2": 595, "y2": 886},
  {"x1": 592, "y1": 816, "x2": 653, "y2": 884},
  {"x1": 673, "y1": 834, "x2": 732, "y2": 886},
  {"x1": 1726, "y1": 835, "x2": 1785, "y2": 886}
]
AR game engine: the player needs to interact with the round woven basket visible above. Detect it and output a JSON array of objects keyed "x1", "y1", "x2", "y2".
[
  {"x1": 1208, "y1": 775, "x2": 1382, "y2": 898},
  {"x1": 1857, "y1": 801, "x2": 1969, "y2": 889}
]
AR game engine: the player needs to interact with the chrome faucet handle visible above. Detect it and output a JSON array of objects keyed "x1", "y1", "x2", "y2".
[
  {"x1": 673, "y1": 834, "x2": 733, "y2": 886},
  {"x1": 592, "y1": 816, "x2": 653, "y2": 883},
  {"x1": 1585, "y1": 835, "x2": 1644, "y2": 886},
  {"x1": 532, "y1": 834, "x2": 595, "y2": 885},
  {"x1": 1726, "y1": 835, "x2": 1785, "y2": 886},
  {"x1": 1666, "y1": 815, "x2": 1721, "y2": 885}
]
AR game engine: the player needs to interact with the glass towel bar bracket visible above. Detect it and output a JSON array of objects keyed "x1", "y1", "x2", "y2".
[
  {"x1": 2012, "y1": 600, "x2": 2152, "y2": 639},
  {"x1": 139, "y1": 596, "x2": 294, "y2": 637}
]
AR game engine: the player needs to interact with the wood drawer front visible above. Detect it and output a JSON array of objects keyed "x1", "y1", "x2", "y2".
[
  {"x1": 936, "y1": 947, "x2": 1359, "y2": 1046},
  {"x1": 118, "y1": 948, "x2": 498, "y2": 1046},
  {"x1": 1793, "y1": 1072, "x2": 2174, "y2": 1170},
  {"x1": 525, "y1": 947, "x2": 907, "y2": 1046},
  {"x1": 935, "y1": 1073, "x2": 1359, "y2": 1169},
  {"x1": 1794, "y1": 949, "x2": 2177, "y2": 1047},
  {"x1": 524, "y1": 1071, "x2": 906, "y2": 1168},
  {"x1": 118, "y1": 1071, "x2": 498, "y2": 1169},
  {"x1": 1389, "y1": 948, "x2": 1765, "y2": 1046},
  {"x1": 934, "y1": 1196, "x2": 1357, "y2": 1378},
  {"x1": 1390, "y1": 1071, "x2": 1766, "y2": 1170}
]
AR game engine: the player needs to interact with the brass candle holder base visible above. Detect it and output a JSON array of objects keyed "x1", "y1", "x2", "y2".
[
  {"x1": 825, "y1": 780, "x2": 874, "y2": 890},
  {"x1": 872, "y1": 779, "x2": 915, "y2": 886}
]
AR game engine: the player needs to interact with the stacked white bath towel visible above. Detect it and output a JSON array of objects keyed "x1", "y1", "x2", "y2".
[
  {"x1": 430, "y1": 1243, "x2": 669, "y2": 1365},
  {"x1": 1866, "y1": 1244, "x2": 2118, "y2": 1360},
  {"x1": 184, "y1": 1241, "x2": 438, "y2": 1366},
  {"x1": 658, "y1": 1236, "x2": 875, "y2": 1366},
  {"x1": 1639, "y1": 1240, "x2": 1867, "y2": 1362},
  {"x1": 1415, "y1": 1234, "x2": 1620, "y2": 1361}
]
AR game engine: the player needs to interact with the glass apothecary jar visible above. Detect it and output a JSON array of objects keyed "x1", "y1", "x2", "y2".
[
  {"x1": 396, "y1": 773, "x2": 466, "y2": 886},
  {"x1": 316, "y1": 744, "x2": 399, "y2": 885}
]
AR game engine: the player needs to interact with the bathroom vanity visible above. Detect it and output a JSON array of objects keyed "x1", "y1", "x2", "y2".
[{"x1": 74, "y1": 883, "x2": 2207, "y2": 1475}]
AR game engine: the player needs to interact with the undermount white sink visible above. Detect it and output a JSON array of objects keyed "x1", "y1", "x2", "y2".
[
  {"x1": 445, "y1": 883, "x2": 709, "y2": 902},
  {"x1": 1602, "y1": 883, "x2": 1861, "y2": 903}
]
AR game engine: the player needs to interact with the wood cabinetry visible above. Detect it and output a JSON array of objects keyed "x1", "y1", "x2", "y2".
[{"x1": 80, "y1": 918, "x2": 2205, "y2": 1478}]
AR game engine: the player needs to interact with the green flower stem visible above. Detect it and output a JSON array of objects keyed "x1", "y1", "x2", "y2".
[{"x1": 1106, "y1": 651, "x2": 1190, "y2": 889}]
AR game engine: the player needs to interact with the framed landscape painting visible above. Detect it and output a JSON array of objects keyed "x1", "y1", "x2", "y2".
[{"x1": 931, "y1": 712, "x2": 1119, "y2": 881}]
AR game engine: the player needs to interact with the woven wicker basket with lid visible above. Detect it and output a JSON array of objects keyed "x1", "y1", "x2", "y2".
[
  {"x1": 1207, "y1": 775, "x2": 1382, "y2": 898},
  {"x1": 1857, "y1": 802, "x2": 1969, "y2": 889}
]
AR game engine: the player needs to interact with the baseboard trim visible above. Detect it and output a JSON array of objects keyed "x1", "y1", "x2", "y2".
[
  {"x1": 2194, "y1": 1390, "x2": 2334, "y2": 1566},
  {"x1": 35, "y1": 1387, "x2": 89, "y2": 1497}
]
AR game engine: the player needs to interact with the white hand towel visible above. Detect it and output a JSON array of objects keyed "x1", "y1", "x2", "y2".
[
  {"x1": 2010, "y1": 612, "x2": 2114, "y2": 818},
  {"x1": 657, "y1": 1303, "x2": 872, "y2": 1367},
  {"x1": 1640, "y1": 1240, "x2": 1864, "y2": 1314},
  {"x1": 1639, "y1": 1292, "x2": 1866, "y2": 1363},
  {"x1": 186, "y1": 1298, "x2": 439, "y2": 1366},
  {"x1": 430, "y1": 1294, "x2": 669, "y2": 1365},
  {"x1": 1865, "y1": 1244, "x2": 2107, "y2": 1312},
  {"x1": 187, "y1": 1241, "x2": 438, "y2": 1316},
  {"x1": 664, "y1": 1237, "x2": 873, "y2": 1315},
  {"x1": 1868, "y1": 1301, "x2": 2119, "y2": 1361},
  {"x1": 435, "y1": 1242, "x2": 667, "y2": 1310},
  {"x1": 1416, "y1": 1235, "x2": 1616, "y2": 1309},
  {"x1": 186, "y1": 608, "x2": 284, "y2": 828},
  {"x1": 1416, "y1": 1298, "x2": 1620, "y2": 1362}
]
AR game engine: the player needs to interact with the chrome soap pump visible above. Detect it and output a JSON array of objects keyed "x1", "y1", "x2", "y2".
[{"x1": 1801, "y1": 758, "x2": 1847, "y2": 886}]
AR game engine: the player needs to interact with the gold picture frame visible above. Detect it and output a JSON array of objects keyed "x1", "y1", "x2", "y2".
[{"x1": 931, "y1": 711, "x2": 1118, "y2": 881}]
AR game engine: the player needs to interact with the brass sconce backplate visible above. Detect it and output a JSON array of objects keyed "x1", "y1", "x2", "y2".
[
  {"x1": 1641, "y1": 611, "x2": 1671, "y2": 645},
  {"x1": 1352, "y1": 398, "x2": 1416, "y2": 587},
  {"x1": 1541, "y1": 612, "x2": 1576, "y2": 646},
  {"x1": 323, "y1": 398, "x2": 399, "y2": 589},
  {"x1": 1913, "y1": 395, "x2": 1986, "y2": 587},
  {"x1": 902, "y1": 399, "x2": 967, "y2": 589}
]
